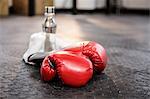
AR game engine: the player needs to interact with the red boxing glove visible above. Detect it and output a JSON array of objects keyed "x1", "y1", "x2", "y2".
[
  {"x1": 40, "y1": 55, "x2": 56, "y2": 81},
  {"x1": 63, "y1": 41, "x2": 107, "y2": 72},
  {"x1": 41, "y1": 51, "x2": 93, "y2": 87}
]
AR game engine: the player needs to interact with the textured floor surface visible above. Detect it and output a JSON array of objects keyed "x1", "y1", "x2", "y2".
[{"x1": 0, "y1": 14, "x2": 150, "y2": 99}]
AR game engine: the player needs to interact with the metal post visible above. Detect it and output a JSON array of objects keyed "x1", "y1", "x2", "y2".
[
  {"x1": 106, "y1": 0, "x2": 111, "y2": 14},
  {"x1": 72, "y1": 0, "x2": 77, "y2": 14}
]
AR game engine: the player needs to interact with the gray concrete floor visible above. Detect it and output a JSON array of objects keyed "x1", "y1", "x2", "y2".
[{"x1": 0, "y1": 14, "x2": 150, "y2": 99}]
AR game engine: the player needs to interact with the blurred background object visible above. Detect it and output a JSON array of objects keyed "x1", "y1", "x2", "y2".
[
  {"x1": 0, "y1": 0, "x2": 9, "y2": 16},
  {"x1": 121, "y1": 0, "x2": 150, "y2": 14},
  {"x1": 0, "y1": 0, "x2": 149, "y2": 16},
  {"x1": 123, "y1": 0, "x2": 150, "y2": 9},
  {"x1": 13, "y1": 0, "x2": 53, "y2": 16},
  {"x1": 54, "y1": 0, "x2": 72, "y2": 9},
  {"x1": 77, "y1": 0, "x2": 96, "y2": 10}
]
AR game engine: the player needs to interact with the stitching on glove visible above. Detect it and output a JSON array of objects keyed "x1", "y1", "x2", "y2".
[
  {"x1": 52, "y1": 56, "x2": 65, "y2": 84},
  {"x1": 82, "y1": 42, "x2": 104, "y2": 70}
]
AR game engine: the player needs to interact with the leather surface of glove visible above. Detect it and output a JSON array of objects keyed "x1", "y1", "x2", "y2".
[
  {"x1": 63, "y1": 41, "x2": 107, "y2": 72},
  {"x1": 40, "y1": 51, "x2": 93, "y2": 87},
  {"x1": 40, "y1": 55, "x2": 56, "y2": 81}
]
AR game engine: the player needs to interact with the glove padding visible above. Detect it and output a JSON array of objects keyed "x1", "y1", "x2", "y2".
[
  {"x1": 63, "y1": 41, "x2": 107, "y2": 72},
  {"x1": 40, "y1": 51, "x2": 93, "y2": 87},
  {"x1": 41, "y1": 55, "x2": 56, "y2": 81}
]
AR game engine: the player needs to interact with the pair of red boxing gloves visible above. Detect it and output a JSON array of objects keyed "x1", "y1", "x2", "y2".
[{"x1": 40, "y1": 41, "x2": 107, "y2": 87}]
